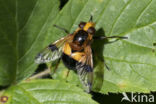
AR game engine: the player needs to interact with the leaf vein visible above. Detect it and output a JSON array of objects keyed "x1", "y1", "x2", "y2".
[
  {"x1": 135, "y1": 0, "x2": 153, "y2": 26},
  {"x1": 129, "y1": 64, "x2": 151, "y2": 84},
  {"x1": 109, "y1": 0, "x2": 132, "y2": 36},
  {"x1": 69, "y1": 0, "x2": 89, "y2": 32},
  {"x1": 17, "y1": 85, "x2": 41, "y2": 104},
  {"x1": 17, "y1": 5, "x2": 55, "y2": 63},
  {"x1": 18, "y1": 0, "x2": 39, "y2": 33},
  {"x1": 122, "y1": 39, "x2": 153, "y2": 49},
  {"x1": 26, "y1": 89, "x2": 86, "y2": 96},
  {"x1": 104, "y1": 56, "x2": 156, "y2": 67},
  {"x1": 96, "y1": 0, "x2": 111, "y2": 24}
]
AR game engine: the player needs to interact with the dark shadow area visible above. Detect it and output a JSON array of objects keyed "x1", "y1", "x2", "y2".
[
  {"x1": 152, "y1": 42, "x2": 156, "y2": 53},
  {"x1": 91, "y1": 28, "x2": 132, "y2": 104},
  {"x1": 92, "y1": 28, "x2": 108, "y2": 63},
  {"x1": 0, "y1": 85, "x2": 9, "y2": 91},
  {"x1": 34, "y1": 63, "x2": 52, "y2": 79},
  {"x1": 0, "y1": 64, "x2": 50, "y2": 90},
  {"x1": 35, "y1": 63, "x2": 47, "y2": 73},
  {"x1": 92, "y1": 92, "x2": 156, "y2": 104},
  {"x1": 153, "y1": 42, "x2": 156, "y2": 46},
  {"x1": 92, "y1": 92, "x2": 123, "y2": 104},
  {"x1": 59, "y1": 0, "x2": 68, "y2": 10},
  {"x1": 92, "y1": 28, "x2": 108, "y2": 92}
]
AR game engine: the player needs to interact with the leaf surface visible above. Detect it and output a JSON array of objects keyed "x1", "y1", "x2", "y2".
[
  {"x1": 1, "y1": 0, "x2": 156, "y2": 94},
  {"x1": 0, "y1": 0, "x2": 59, "y2": 85},
  {"x1": 2, "y1": 79, "x2": 98, "y2": 104}
]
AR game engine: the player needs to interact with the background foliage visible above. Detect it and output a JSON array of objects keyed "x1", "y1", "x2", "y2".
[{"x1": 0, "y1": 0, "x2": 156, "y2": 103}]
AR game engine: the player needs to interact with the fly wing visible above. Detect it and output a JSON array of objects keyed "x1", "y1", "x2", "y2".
[
  {"x1": 76, "y1": 45, "x2": 93, "y2": 92},
  {"x1": 35, "y1": 35, "x2": 72, "y2": 64}
]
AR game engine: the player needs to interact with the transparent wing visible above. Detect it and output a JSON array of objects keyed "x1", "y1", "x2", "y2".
[
  {"x1": 76, "y1": 46, "x2": 93, "y2": 92},
  {"x1": 35, "y1": 35, "x2": 72, "y2": 64},
  {"x1": 35, "y1": 44, "x2": 62, "y2": 64}
]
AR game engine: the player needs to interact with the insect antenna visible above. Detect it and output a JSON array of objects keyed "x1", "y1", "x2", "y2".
[
  {"x1": 53, "y1": 24, "x2": 69, "y2": 34},
  {"x1": 93, "y1": 36, "x2": 128, "y2": 40}
]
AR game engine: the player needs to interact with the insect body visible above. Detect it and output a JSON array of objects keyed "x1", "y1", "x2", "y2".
[{"x1": 35, "y1": 16, "x2": 126, "y2": 92}]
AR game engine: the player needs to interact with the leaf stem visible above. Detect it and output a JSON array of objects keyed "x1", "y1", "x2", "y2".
[{"x1": 27, "y1": 68, "x2": 51, "y2": 80}]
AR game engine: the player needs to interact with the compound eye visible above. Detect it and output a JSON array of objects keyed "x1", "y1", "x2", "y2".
[
  {"x1": 79, "y1": 22, "x2": 86, "y2": 29},
  {"x1": 87, "y1": 27, "x2": 96, "y2": 34}
]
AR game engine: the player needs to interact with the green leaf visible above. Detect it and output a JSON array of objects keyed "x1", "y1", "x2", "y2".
[
  {"x1": 48, "y1": 0, "x2": 156, "y2": 94},
  {"x1": 0, "y1": 0, "x2": 59, "y2": 85},
  {"x1": 1, "y1": 79, "x2": 98, "y2": 104},
  {"x1": 1, "y1": 0, "x2": 156, "y2": 95}
]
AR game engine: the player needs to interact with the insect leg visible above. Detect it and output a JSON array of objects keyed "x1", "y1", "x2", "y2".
[
  {"x1": 53, "y1": 24, "x2": 69, "y2": 34},
  {"x1": 51, "y1": 58, "x2": 61, "y2": 74},
  {"x1": 66, "y1": 70, "x2": 70, "y2": 79},
  {"x1": 104, "y1": 61, "x2": 110, "y2": 71},
  {"x1": 93, "y1": 36, "x2": 128, "y2": 40},
  {"x1": 98, "y1": 57, "x2": 110, "y2": 71},
  {"x1": 65, "y1": 70, "x2": 70, "y2": 82}
]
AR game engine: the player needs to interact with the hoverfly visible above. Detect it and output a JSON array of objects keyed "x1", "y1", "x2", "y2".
[{"x1": 35, "y1": 16, "x2": 127, "y2": 92}]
